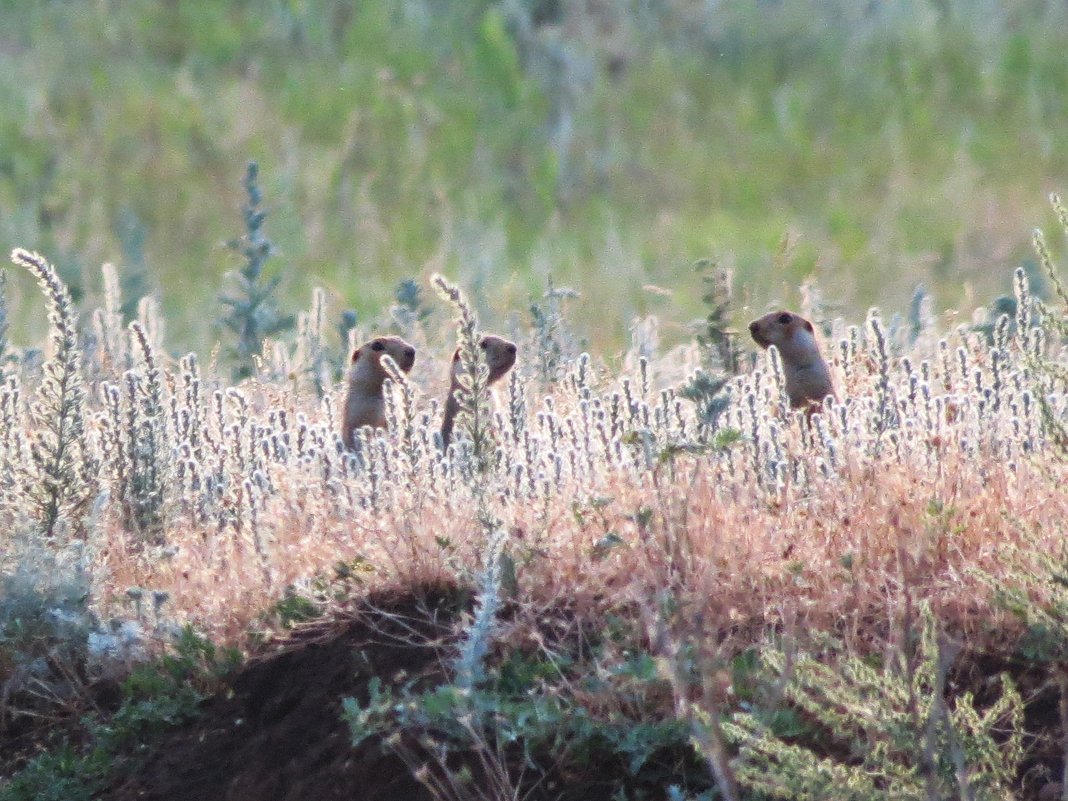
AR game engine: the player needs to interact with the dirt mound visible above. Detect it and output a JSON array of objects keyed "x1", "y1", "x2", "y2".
[{"x1": 105, "y1": 585, "x2": 461, "y2": 801}]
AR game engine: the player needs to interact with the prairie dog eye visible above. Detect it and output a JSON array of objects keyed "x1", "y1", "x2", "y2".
[
  {"x1": 479, "y1": 340, "x2": 488, "y2": 349},
  {"x1": 777, "y1": 313, "x2": 793, "y2": 325},
  {"x1": 371, "y1": 341, "x2": 386, "y2": 352}
]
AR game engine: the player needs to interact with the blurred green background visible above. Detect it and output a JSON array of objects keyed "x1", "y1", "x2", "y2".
[{"x1": 1, "y1": 0, "x2": 1066, "y2": 352}]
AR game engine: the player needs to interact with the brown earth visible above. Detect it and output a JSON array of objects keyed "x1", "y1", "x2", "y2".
[
  {"x1": 103, "y1": 584, "x2": 461, "y2": 801},
  {"x1": 7, "y1": 584, "x2": 1061, "y2": 800},
  {"x1": 98, "y1": 584, "x2": 643, "y2": 801}
]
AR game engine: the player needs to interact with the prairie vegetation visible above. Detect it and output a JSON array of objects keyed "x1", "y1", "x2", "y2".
[
  {"x1": 5, "y1": 1, "x2": 1068, "y2": 799},
  {"x1": 3, "y1": 201, "x2": 1068, "y2": 797}
]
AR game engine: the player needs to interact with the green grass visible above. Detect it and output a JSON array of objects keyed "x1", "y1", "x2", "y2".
[{"x1": 1, "y1": 0, "x2": 1067, "y2": 350}]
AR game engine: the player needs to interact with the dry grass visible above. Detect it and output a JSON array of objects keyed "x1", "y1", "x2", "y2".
[{"x1": 1, "y1": 250, "x2": 1060, "y2": 666}]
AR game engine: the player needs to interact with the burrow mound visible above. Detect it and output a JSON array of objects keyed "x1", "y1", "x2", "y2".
[
  {"x1": 105, "y1": 584, "x2": 462, "y2": 801},
  {"x1": 96, "y1": 585, "x2": 1067, "y2": 801}
]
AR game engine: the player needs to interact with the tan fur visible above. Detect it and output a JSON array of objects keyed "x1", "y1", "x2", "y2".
[
  {"x1": 440, "y1": 334, "x2": 517, "y2": 448},
  {"x1": 748, "y1": 311, "x2": 835, "y2": 410},
  {"x1": 341, "y1": 335, "x2": 416, "y2": 448}
]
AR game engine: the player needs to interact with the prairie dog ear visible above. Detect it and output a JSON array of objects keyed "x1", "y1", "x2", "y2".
[
  {"x1": 803, "y1": 319, "x2": 814, "y2": 333},
  {"x1": 351, "y1": 348, "x2": 362, "y2": 363}
]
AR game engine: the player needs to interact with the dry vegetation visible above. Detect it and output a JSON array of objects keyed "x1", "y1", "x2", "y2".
[
  {"x1": 28, "y1": 264, "x2": 1056, "y2": 649},
  {"x1": 6, "y1": 206, "x2": 1068, "y2": 796}
]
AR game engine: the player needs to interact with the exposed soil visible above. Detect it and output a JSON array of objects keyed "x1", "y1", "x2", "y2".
[
  {"x1": 104, "y1": 584, "x2": 463, "y2": 801},
  {"x1": 3, "y1": 585, "x2": 1062, "y2": 800}
]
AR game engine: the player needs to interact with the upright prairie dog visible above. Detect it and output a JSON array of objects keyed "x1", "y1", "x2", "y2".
[
  {"x1": 440, "y1": 334, "x2": 517, "y2": 447},
  {"x1": 341, "y1": 335, "x2": 416, "y2": 448},
  {"x1": 748, "y1": 310, "x2": 835, "y2": 410}
]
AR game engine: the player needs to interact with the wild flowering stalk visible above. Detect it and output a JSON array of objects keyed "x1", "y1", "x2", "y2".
[
  {"x1": 0, "y1": 374, "x2": 21, "y2": 488},
  {"x1": 433, "y1": 274, "x2": 494, "y2": 477},
  {"x1": 137, "y1": 296, "x2": 166, "y2": 359},
  {"x1": 866, "y1": 310, "x2": 898, "y2": 451},
  {"x1": 92, "y1": 262, "x2": 126, "y2": 375},
  {"x1": 380, "y1": 353, "x2": 420, "y2": 474},
  {"x1": 11, "y1": 248, "x2": 95, "y2": 539},
  {"x1": 295, "y1": 287, "x2": 329, "y2": 398},
  {"x1": 432, "y1": 274, "x2": 514, "y2": 699},
  {"x1": 0, "y1": 270, "x2": 9, "y2": 368},
  {"x1": 123, "y1": 321, "x2": 169, "y2": 541}
]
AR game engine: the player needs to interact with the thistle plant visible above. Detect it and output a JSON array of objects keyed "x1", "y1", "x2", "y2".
[
  {"x1": 218, "y1": 162, "x2": 295, "y2": 381},
  {"x1": 452, "y1": 524, "x2": 508, "y2": 692},
  {"x1": 682, "y1": 290, "x2": 735, "y2": 435},
  {"x1": 11, "y1": 248, "x2": 95, "y2": 539}
]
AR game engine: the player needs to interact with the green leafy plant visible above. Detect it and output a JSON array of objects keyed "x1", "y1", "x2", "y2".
[
  {"x1": 721, "y1": 605, "x2": 1023, "y2": 801},
  {"x1": 343, "y1": 647, "x2": 711, "y2": 801}
]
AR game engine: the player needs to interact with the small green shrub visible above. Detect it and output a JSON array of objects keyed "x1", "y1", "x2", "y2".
[
  {"x1": 721, "y1": 606, "x2": 1023, "y2": 801},
  {"x1": 343, "y1": 647, "x2": 712, "y2": 800}
]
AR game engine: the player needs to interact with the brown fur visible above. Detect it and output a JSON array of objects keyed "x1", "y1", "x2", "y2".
[
  {"x1": 341, "y1": 335, "x2": 416, "y2": 448},
  {"x1": 440, "y1": 334, "x2": 517, "y2": 448},
  {"x1": 748, "y1": 310, "x2": 835, "y2": 410}
]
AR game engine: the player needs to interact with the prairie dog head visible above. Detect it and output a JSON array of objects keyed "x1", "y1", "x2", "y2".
[
  {"x1": 748, "y1": 311, "x2": 820, "y2": 365},
  {"x1": 349, "y1": 335, "x2": 416, "y2": 391},
  {"x1": 748, "y1": 310, "x2": 834, "y2": 408},
  {"x1": 343, "y1": 335, "x2": 417, "y2": 446},
  {"x1": 451, "y1": 334, "x2": 517, "y2": 386}
]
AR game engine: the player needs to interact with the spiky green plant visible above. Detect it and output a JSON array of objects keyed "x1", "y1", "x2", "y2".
[
  {"x1": 529, "y1": 275, "x2": 578, "y2": 386},
  {"x1": 1026, "y1": 194, "x2": 1068, "y2": 455},
  {"x1": 218, "y1": 162, "x2": 294, "y2": 381},
  {"x1": 693, "y1": 258, "x2": 741, "y2": 376},
  {"x1": 10, "y1": 249, "x2": 95, "y2": 539}
]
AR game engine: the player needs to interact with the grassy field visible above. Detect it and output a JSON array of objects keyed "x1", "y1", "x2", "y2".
[
  {"x1": 2, "y1": 0, "x2": 1068, "y2": 351},
  {"x1": 6, "y1": 2, "x2": 1068, "y2": 799}
]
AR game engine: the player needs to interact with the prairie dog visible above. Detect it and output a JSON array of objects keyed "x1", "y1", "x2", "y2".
[
  {"x1": 440, "y1": 334, "x2": 517, "y2": 447},
  {"x1": 748, "y1": 311, "x2": 835, "y2": 410},
  {"x1": 341, "y1": 335, "x2": 416, "y2": 448}
]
